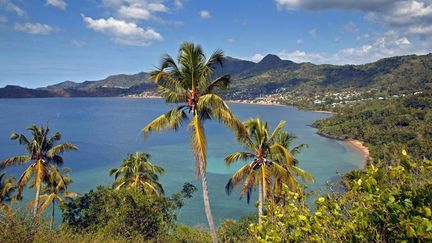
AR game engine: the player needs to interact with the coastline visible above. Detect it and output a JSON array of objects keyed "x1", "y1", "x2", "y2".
[
  {"x1": 227, "y1": 99, "x2": 285, "y2": 107},
  {"x1": 345, "y1": 139, "x2": 369, "y2": 168}
]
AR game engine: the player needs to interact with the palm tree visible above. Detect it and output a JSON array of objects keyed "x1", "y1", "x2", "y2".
[
  {"x1": 0, "y1": 172, "x2": 16, "y2": 214},
  {"x1": 224, "y1": 118, "x2": 313, "y2": 224},
  {"x1": 29, "y1": 165, "x2": 77, "y2": 228},
  {"x1": 272, "y1": 131, "x2": 310, "y2": 197},
  {"x1": 0, "y1": 124, "x2": 78, "y2": 217},
  {"x1": 109, "y1": 152, "x2": 165, "y2": 196},
  {"x1": 143, "y1": 42, "x2": 248, "y2": 242}
]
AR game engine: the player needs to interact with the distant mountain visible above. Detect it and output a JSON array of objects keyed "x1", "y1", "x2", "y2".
[
  {"x1": 1, "y1": 53, "x2": 431, "y2": 98},
  {"x1": 0, "y1": 85, "x2": 56, "y2": 98}
]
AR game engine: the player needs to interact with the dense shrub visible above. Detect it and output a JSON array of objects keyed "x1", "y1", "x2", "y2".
[
  {"x1": 217, "y1": 214, "x2": 257, "y2": 242},
  {"x1": 250, "y1": 152, "x2": 432, "y2": 242},
  {"x1": 60, "y1": 183, "x2": 196, "y2": 240}
]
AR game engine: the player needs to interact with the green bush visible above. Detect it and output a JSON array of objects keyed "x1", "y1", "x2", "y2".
[
  {"x1": 218, "y1": 214, "x2": 257, "y2": 242},
  {"x1": 250, "y1": 152, "x2": 432, "y2": 242},
  {"x1": 61, "y1": 183, "x2": 196, "y2": 240}
]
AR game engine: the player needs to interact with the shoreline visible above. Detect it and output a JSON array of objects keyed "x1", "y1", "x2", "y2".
[
  {"x1": 345, "y1": 139, "x2": 369, "y2": 168},
  {"x1": 315, "y1": 131, "x2": 369, "y2": 168},
  {"x1": 227, "y1": 99, "x2": 285, "y2": 107}
]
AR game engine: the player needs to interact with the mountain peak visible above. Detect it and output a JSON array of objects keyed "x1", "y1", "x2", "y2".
[{"x1": 259, "y1": 54, "x2": 282, "y2": 63}]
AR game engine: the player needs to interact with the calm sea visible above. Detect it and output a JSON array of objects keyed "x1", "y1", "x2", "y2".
[{"x1": 0, "y1": 98, "x2": 363, "y2": 226}]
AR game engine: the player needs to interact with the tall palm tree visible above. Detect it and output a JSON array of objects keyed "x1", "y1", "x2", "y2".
[
  {"x1": 0, "y1": 172, "x2": 16, "y2": 214},
  {"x1": 29, "y1": 165, "x2": 77, "y2": 228},
  {"x1": 0, "y1": 124, "x2": 78, "y2": 217},
  {"x1": 143, "y1": 42, "x2": 248, "y2": 242},
  {"x1": 224, "y1": 118, "x2": 313, "y2": 224},
  {"x1": 109, "y1": 152, "x2": 165, "y2": 196}
]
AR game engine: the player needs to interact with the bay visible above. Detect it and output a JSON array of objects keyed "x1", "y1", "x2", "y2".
[{"x1": 0, "y1": 98, "x2": 363, "y2": 226}]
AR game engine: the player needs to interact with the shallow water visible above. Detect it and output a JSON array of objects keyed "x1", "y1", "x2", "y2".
[{"x1": 0, "y1": 98, "x2": 363, "y2": 226}]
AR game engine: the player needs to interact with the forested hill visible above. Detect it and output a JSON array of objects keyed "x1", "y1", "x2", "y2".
[
  {"x1": 313, "y1": 91, "x2": 432, "y2": 164},
  {"x1": 0, "y1": 53, "x2": 431, "y2": 98}
]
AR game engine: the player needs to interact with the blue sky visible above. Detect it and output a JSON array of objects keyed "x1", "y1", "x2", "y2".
[{"x1": 1, "y1": 0, "x2": 431, "y2": 88}]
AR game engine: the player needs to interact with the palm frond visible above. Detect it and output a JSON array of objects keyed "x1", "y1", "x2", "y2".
[
  {"x1": 47, "y1": 143, "x2": 78, "y2": 158},
  {"x1": 190, "y1": 114, "x2": 207, "y2": 177},
  {"x1": 270, "y1": 143, "x2": 295, "y2": 166},
  {"x1": 204, "y1": 75, "x2": 231, "y2": 94},
  {"x1": 0, "y1": 155, "x2": 31, "y2": 169},
  {"x1": 287, "y1": 165, "x2": 315, "y2": 184},
  {"x1": 16, "y1": 166, "x2": 34, "y2": 199},
  {"x1": 225, "y1": 164, "x2": 252, "y2": 195},
  {"x1": 38, "y1": 193, "x2": 56, "y2": 213},
  {"x1": 143, "y1": 107, "x2": 189, "y2": 138},
  {"x1": 224, "y1": 152, "x2": 255, "y2": 166},
  {"x1": 268, "y1": 120, "x2": 286, "y2": 142}
]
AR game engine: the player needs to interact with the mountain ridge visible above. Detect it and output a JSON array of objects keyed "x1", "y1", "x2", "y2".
[{"x1": 1, "y1": 53, "x2": 431, "y2": 98}]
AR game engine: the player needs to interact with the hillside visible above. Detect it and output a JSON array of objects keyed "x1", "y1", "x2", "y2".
[{"x1": 0, "y1": 53, "x2": 431, "y2": 99}]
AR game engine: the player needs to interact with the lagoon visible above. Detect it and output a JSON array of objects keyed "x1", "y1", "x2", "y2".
[{"x1": 0, "y1": 98, "x2": 363, "y2": 226}]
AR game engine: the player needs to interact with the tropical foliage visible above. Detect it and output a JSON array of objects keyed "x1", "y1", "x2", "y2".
[
  {"x1": 0, "y1": 173, "x2": 16, "y2": 213},
  {"x1": 250, "y1": 151, "x2": 432, "y2": 242},
  {"x1": 60, "y1": 183, "x2": 197, "y2": 240},
  {"x1": 314, "y1": 91, "x2": 432, "y2": 165},
  {"x1": 225, "y1": 117, "x2": 313, "y2": 224},
  {"x1": 109, "y1": 152, "x2": 164, "y2": 196},
  {"x1": 0, "y1": 125, "x2": 77, "y2": 216},
  {"x1": 143, "y1": 42, "x2": 248, "y2": 242},
  {"x1": 29, "y1": 166, "x2": 77, "y2": 227}
]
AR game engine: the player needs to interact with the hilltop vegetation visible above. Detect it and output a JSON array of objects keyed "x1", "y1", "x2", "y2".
[
  {"x1": 1, "y1": 53, "x2": 431, "y2": 101},
  {"x1": 314, "y1": 91, "x2": 432, "y2": 164}
]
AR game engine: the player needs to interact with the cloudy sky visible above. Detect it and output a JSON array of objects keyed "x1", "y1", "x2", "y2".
[{"x1": 1, "y1": 0, "x2": 431, "y2": 87}]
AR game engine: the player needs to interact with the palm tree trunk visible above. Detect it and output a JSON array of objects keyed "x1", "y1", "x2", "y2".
[
  {"x1": 51, "y1": 200, "x2": 55, "y2": 228},
  {"x1": 200, "y1": 163, "x2": 218, "y2": 243},
  {"x1": 33, "y1": 182, "x2": 41, "y2": 217},
  {"x1": 258, "y1": 177, "x2": 263, "y2": 225}
]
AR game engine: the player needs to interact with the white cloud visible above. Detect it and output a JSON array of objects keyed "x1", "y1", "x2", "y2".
[
  {"x1": 308, "y1": 28, "x2": 317, "y2": 38},
  {"x1": 15, "y1": 22, "x2": 55, "y2": 35},
  {"x1": 275, "y1": 0, "x2": 432, "y2": 65},
  {"x1": 0, "y1": 0, "x2": 26, "y2": 16},
  {"x1": 46, "y1": 0, "x2": 66, "y2": 10},
  {"x1": 199, "y1": 10, "x2": 211, "y2": 19},
  {"x1": 227, "y1": 38, "x2": 234, "y2": 43},
  {"x1": 296, "y1": 38, "x2": 303, "y2": 44},
  {"x1": 82, "y1": 15, "x2": 163, "y2": 46},
  {"x1": 250, "y1": 53, "x2": 265, "y2": 62},
  {"x1": 278, "y1": 31, "x2": 425, "y2": 65},
  {"x1": 101, "y1": 0, "x2": 169, "y2": 21},
  {"x1": 275, "y1": 0, "x2": 432, "y2": 39},
  {"x1": 119, "y1": 5, "x2": 152, "y2": 20}
]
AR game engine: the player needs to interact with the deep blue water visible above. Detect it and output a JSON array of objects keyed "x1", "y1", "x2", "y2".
[{"x1": 0, "y1": 98, "x2": 363, "y2": 226}]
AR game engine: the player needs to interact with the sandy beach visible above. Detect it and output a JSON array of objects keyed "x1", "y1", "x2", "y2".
[{"x1": 345, "y1": 139, "x2": 370, "y2": 168}]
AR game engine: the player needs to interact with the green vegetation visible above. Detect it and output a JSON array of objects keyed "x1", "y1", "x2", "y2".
[
  {"x1": 109, "y1": 152, "x2": 165, "y2": 195},
  {"x1": 0, "y1": 173, "x2": 15, "y2": 213},
  {"x1": 143, "y1": 42, "x2": 248, "y2": 242},
  {"x1": 60, "y1": 184, "x2": 196, "y2": 240},
  {"x1": 1, "y1": 43, "x2": 431, "y2": 242},
  {"x1": 0, "y1": 125, "x2": 77, "y2": 216},
  {"x1": 225, "y1": 117, "x2": 313, "y2": 224},
  {"x1": 314, "y1": 91, "x2": 432, "y2": 164},
  {"x1": 31, "y1": 166, "x2": 77, "y2": 228},
  {"x1": 250, "y1": 152, "x2": 432, "y2": 242}
]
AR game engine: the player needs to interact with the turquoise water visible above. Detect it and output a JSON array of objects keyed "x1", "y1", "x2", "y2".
[{"x1": 0, "y1": 98, "x2": 363, "y2": 226}]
